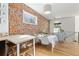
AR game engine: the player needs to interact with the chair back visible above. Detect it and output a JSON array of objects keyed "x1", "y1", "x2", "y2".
[{"x1": 40, "y1": 36, "x2": 50, "y2": 45}]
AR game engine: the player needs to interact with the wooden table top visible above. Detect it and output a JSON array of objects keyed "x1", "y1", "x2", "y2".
[{"x1": 0, "y1": 35, "x2": 36, "y2": 44}]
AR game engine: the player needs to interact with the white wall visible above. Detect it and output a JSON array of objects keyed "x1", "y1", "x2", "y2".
[
  {"x1": 75, "y1": 16, "x2": 79, "y2": 32},
  {"x1": 55, "y1": 17, "x2": 75, "y2": 42},
  {"x1": 55, "y1": 17, "x2": 75, "y2": 32},
  {"x1": 61, "y1": 17, "x2": 75, "y2": 32},
  {"x1": 75, "y1": 16, "x2": 79, "y2": 42},
  {"x1": 50, "y1": 16, "x2": 79, "y2": 43},
  {"x1": 0, "y1": 3, "x2": 9, "y2": 33},
  {"x1": 75, "y1": 32, "x2": 78, "y2": 42},
  {"x1": 50, "y1": 20, "x2": 54, "y2": 33}
]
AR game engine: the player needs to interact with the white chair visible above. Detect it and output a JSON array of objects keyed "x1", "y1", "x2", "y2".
[
  {"x1": 37, "y1": 34, "x2": 58, "y2": 52},
  {"x1": 40, "y1": 36, "x2": 50, "y2": 45},
  {"x1": 37, "y1": 34, "x2": 50, "y2": 45}
]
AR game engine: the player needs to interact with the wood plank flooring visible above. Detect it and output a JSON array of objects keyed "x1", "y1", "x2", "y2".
[
  {"x1": 35, "y1": 43, "x2": 67, "y2": 56},
  {"x1": 34, "y1": 42, "x2": 79, "y2": 56},
  {"x1": 55, "y1": 42, "x2": 79, "y2": 56},
  {"x1": 1, "y1": 41, "x2": 79, "y2": 56}
]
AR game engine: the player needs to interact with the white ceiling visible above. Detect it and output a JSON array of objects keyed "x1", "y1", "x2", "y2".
[{"x1": 26, "y1": 3, "x2": 79, "y2": 19}]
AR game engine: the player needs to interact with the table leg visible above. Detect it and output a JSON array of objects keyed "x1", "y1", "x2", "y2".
[
  {"x1": 17, "y1": 44, "x2": 20, "y2": 56},
  {"x1": 5, "y1": 40, "x2": 8, "y2": 56},
  {"x1": 52, "y1": 44, "x2": 54, "y2": 53},
  {"x1": 33, "y1": 39, "x2": 35, "y2": 56}
]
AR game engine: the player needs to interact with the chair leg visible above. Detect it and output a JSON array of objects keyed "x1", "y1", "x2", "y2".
[{"x1": 52, "y1": 44, "x2": 54, "y2": 53}]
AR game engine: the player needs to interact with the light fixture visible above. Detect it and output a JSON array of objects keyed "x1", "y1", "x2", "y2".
[
  {"x1": 44, "y1": 4, "x2": 52, "y2": 14},
  {"x1": 44, "y1": 11, "x2": 51, "y2": 14}
]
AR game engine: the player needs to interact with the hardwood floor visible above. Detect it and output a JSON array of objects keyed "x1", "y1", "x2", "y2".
[
  {"x1": 34, "y1": 42, "x2": 79, "y2": 56},
  {"x1": 35, "y1": 43, "x2": 68, "y2": 56},
  {"x1": 1, "y1": 41, "x2": 79, "y2": 56},
  {"x1": 55, "y1": 42, "x2": 79, "y2": 56}
]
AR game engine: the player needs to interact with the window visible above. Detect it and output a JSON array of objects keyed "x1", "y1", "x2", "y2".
[
  {"x1": 23, "y1": 10, "x2": 37, "y2": 25},
  {"x1": 54, "y1": 28, "x2": 60, "y2": 33},
  {"x1": 54, "y1": 22, "x2": 61, "y2": 33}
]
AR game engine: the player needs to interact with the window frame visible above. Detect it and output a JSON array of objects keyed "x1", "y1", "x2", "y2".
[{"x1": 23, "y1": 10, "x2": 37, "y2": 25}]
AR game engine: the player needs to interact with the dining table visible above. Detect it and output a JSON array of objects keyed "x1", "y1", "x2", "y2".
[{"x1": 0, "y1": 35, "x2": 36, "y2": 56}]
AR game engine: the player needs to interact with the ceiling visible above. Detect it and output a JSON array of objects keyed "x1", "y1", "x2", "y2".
[{"x1": 26, "y1": 3, "x2": 79, "y2": 19}]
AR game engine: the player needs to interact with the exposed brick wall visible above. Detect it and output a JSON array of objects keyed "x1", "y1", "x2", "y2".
[{"x1": 9, "y1": 3, "x2": 49, "y2": 35}]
